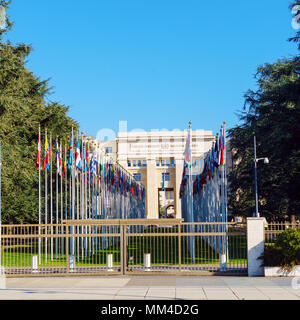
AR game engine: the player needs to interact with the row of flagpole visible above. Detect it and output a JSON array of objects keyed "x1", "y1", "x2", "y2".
[
  {"x1": 179, "y1": 122, "x2": 228, "y2": 258},
  {"x1": 36, "y1": 126, "x2": 146, "y2": 263}
]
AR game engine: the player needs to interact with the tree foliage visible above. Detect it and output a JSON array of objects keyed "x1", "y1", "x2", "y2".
[
  {"x1": 228, "y1": 3, "x2": 300, "y2": 220},
  {"x1": 0, "y1": 2, "x2": 78, "y2": 223},
  {"x1": 228, "y1": 55, "x2": 300, "y2": 219},
  {"x1": 289, "y1": 1, "x2": 300, "y2": 49}
]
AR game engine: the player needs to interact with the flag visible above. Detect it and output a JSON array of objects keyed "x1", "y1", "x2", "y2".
[
  {"x1": 214, "y1": 138, "x2": 219, "y2": 170},
  {"x1": 75, "y1": 137, "x2": 82, "y2": 174},
  {"x1": 68, "y1": 131, "x2": 73, "y2": 170},
  {"x1": 42, "y1": 135, "x2": 50, "y2": 171},
  {"x1": 56, "y1": 141, "x2": 62, "y2": 176},
  {"x1": 62, "y1": 147, "x2": 67, "y2": 178},
  {"x1": 184, "y1": 130, "x2": 192, "y2": 168},
  {"x1": 162, "y1": 171, "x2": 165, "y2": 191},
  {"x1": 85, "y1": 142, "x2": 89, "y2": 170},
  {"x1": 179, "y1": 129, "x2": 192, "y2": 198},
  {"x1": 36, "y1": 128, "x2": 41, "y2": 168},
  {"x1": 220, "y1": 128, "x2": 226, "y2": 166},
  {"x1": 80, "y1": 140, "x2": 83, "y2": 173}
]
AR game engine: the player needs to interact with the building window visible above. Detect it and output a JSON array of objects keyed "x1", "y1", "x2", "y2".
[
  {"x1": 132, "y1": 160, "x2": 136, "y2": 167},
  {"x1": 138, "y1": 160, "x2": 142, "y2": 167},
  {"x1": 161, "y1": 159, "x2": 165, "y2": 166},
  {"x1": 171, "y1": 159, "x2": 175, "y2": 167},
  {"x1": 156, "y1": 160, "x2": 160, "y2": 167},
  {"x1": 127, "y1": 160, "x2": 131, "y2": 167},
  {"x1": 166, "y1": 159, "x2": 170, "y2": 167},
  {"x1": 164, "y1": 190, "x2": 173, "y2": 200},
  {"x1": 162, "y1": 173, "x2": 170, "y2": 181},
  {"x1": 105, "y1": 147, "x2": 112, "y2": 154},
  {"x1": 133, "y1": 173, "x2": 141, "y2": 181},
  {"x1": 143, "y1": 160, "x2": 147, "y2": 167}
]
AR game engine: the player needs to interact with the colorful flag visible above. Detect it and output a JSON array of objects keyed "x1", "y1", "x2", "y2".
[
  {"x1": 162, "y1": 172, "x2": 165, "y2": 191},
  {"x1": 62, "y1": 146, "x2": 66, "y2": 178},
  {"x1": 68, "y1": 131, "x2": 73, "y2": 170},
  {"x1": 56, "y1": 141, "x2": 62, "y2": 176},
  {"x1": 184, "y1": 130, "x2": 192, "y2": 168},
  {"x1": 75, "y1": 137, "x2": 82, "y2": 174},
  {"x1": 220, "y1": 128, "x2": 226, "y2": 166},
  {"x1": 36, "y1": 128, "x2": 41, "y2": 168},
  {"x1": 42, "y1": 135, "x2": 50, "y2": 171}
]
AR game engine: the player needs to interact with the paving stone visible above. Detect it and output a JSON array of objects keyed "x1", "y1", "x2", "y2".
[{"x1": 176, "y1": 288, "x2": 206, "y2": 300}]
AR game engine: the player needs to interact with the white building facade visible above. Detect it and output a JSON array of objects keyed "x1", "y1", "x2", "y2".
[{"x1": 116, "y1": 130, "x2": 215, "y2": 219}]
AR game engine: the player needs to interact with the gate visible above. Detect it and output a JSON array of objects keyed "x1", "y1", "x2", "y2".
[{"x1": 0, "y1": 219, "x2": 247, "y2": 277}]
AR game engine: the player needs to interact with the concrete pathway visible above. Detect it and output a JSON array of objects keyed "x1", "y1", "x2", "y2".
[{"x1": 0, "y1": 276, "x2": 299, "y2": 300}]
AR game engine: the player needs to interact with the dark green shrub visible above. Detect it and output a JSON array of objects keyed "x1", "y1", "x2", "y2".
[{"x1": 260, "y1": 227, "x2": 300, "y2": 271}]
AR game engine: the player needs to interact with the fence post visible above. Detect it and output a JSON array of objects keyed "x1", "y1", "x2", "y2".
[
  {"x1": 66, "y1": 225, "x2": 69, "y2": 274},
  {"x1": 120, "y1": 224, "x2": 126, "y2": 275},
  {"x1": 178, "y1": 223, "x2": 182, "y2": 272},
  {"x1": 247, "y1": 218, "x2": 264, "y2": 277}
]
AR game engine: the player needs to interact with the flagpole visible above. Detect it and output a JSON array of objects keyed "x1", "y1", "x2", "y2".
[
  {"x1": 45, "y1": 130, "x2": 48, "y2": 263},
  {"x1": 56, "y1": 136, "x2": 59, "y2": 259},
  {"x1": 76, "y1": 132, "x2": 79, "y2": 261},
  {"x1": 223, "y1": 121, "x2": 229, "y2": 263},
  {"x1": 71, "y1": 127, "x2": 75, "y2": 256},
  {"x1": 60, "y1": 141, "x2": 63, "y2": 256},
  {"x1": 38, "y1": 126, "x2": 41, "y2": 265},
  {"x1": 0, "y1": 141, "x2": 2, "y2": 268},
  {"x1": 189, "y1": 121, "x2": 193, "y2": 221},
  {"x1": 50, "y1": 134, "x2": 53, "y2": 261},
  {"x1": 64, "y1": 143, "x2": 68, "y2": 257}
]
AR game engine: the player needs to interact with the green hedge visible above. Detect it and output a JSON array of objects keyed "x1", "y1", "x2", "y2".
[{"x1": 260, "y1": 228, "x2": 300, "y2": 271}]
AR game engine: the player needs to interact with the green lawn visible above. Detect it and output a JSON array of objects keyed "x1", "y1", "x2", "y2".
[{"x1": 1, "y1": 227, "x2": 247, "y2": 268}]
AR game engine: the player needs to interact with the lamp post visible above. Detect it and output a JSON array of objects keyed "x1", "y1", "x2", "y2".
[{"x1": 253, "y1": 135, "x2": 269, "y2": 218}]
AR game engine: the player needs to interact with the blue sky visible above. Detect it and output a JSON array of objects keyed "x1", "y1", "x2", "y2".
[{"x1": 5, "y1": 1, "x2": 299, "y2": 138}]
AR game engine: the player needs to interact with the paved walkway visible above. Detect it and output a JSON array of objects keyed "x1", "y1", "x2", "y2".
[{"x1": 0, "y1": 276, "x2": 300, "y2": 300}]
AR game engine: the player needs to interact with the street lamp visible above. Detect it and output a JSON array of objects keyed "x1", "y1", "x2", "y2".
[{"x1": 253, "y1": 136, "x2": 269, "y2": 218}]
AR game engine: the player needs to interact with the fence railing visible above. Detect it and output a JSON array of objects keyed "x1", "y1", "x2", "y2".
[
  {"x1": 0, "y1": 220, "x2": 247, "y2": 276},
  {"x1": 264, "y1": 222, "x2": 300, "y2": 245}
]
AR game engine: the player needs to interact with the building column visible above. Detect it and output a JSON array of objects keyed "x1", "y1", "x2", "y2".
[
  {"x1": 174, "y1": 158, "x2": 184, "y2": 219},
  {"x1": 146, "y1": 158, "x2": 158, "y2": 219}
]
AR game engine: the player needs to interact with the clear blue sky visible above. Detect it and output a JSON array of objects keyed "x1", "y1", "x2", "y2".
[{"x1": 5, "y1": 0, "x2": 298, "y2": 138}]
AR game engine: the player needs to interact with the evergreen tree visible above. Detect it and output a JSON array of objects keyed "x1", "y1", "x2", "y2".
[
  {"x1": 228, "y1": 56, "x2": 300, "y2": 219},
  {"x1": 0, "y1": 1, "x2": 78, "y2": 223}
]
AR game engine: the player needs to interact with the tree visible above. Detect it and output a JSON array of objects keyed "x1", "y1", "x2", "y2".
[
  {"x1": 228, "y1": 56, "x2": 300, "y2": 220},
  {"x1": 0, "y1": 1, "x2": 79, "y2": 223},
  {"x1": 289, "y1": 1, "x2": 300, "y2": 49}
]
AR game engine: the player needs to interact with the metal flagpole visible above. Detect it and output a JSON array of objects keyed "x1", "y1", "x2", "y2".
[
  {"x1": 88, "y1": 142, "x2": 91, "y2": 255},
  {"x1": 45, "y1": 130, "x2": 48, "y2": 263},
  {"x1": 50, "y1": 134, "x2": 53, "y2": 261},
  {"x1": 223, "y1": 122, "x2": 229, "y2": 263},
  {"x1": 64, "y1": 143, "x2": 68, "y2": 257},
  {"x1": 189, "y1": 121, "x2": 193, "y2": 221},
  {"x1": 188, "y1": 121, "x2": 195, "y2": 263},
  {"x1": 220, "y1": 126, "x2": 225, "y2": 254},
  {"x1": 38, "y1": 126, "x2": 41, "y2": 265},
  {"x1": 76, "y1": 133, "x2": 79, "y2": 261},
  {"x1": 64, "y1": 143, "x2": 67, "y2": 221},
  {"x1": 60, "y1": 141, "x2": 63, "y2": 256},
  {"x1": 56, "y1": 137, "x2": 59, "y2": 259},
  {"x1": 0, "y1": 141, "x2": 2, "y2": 268},
  {"x1": 254, "y1": 135, "x2": 259, "y2": 218},
  {"x1": 71, "y1": 128, "x2": 75, "y2": 256},
  {"x1": 69, "y1": 149, "x2": 72, "y2": 254}
]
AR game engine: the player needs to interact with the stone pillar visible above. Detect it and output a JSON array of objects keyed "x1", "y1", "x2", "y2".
[
  {"x1": 247, "y1": 218, "x2": 264, "y2": 277},
  {"x1": 146, "y1": 158, "x2": 158, "y2": 219},
  {"x1": 174, "y1": 158, "x2": 184, "y2": 219}
]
